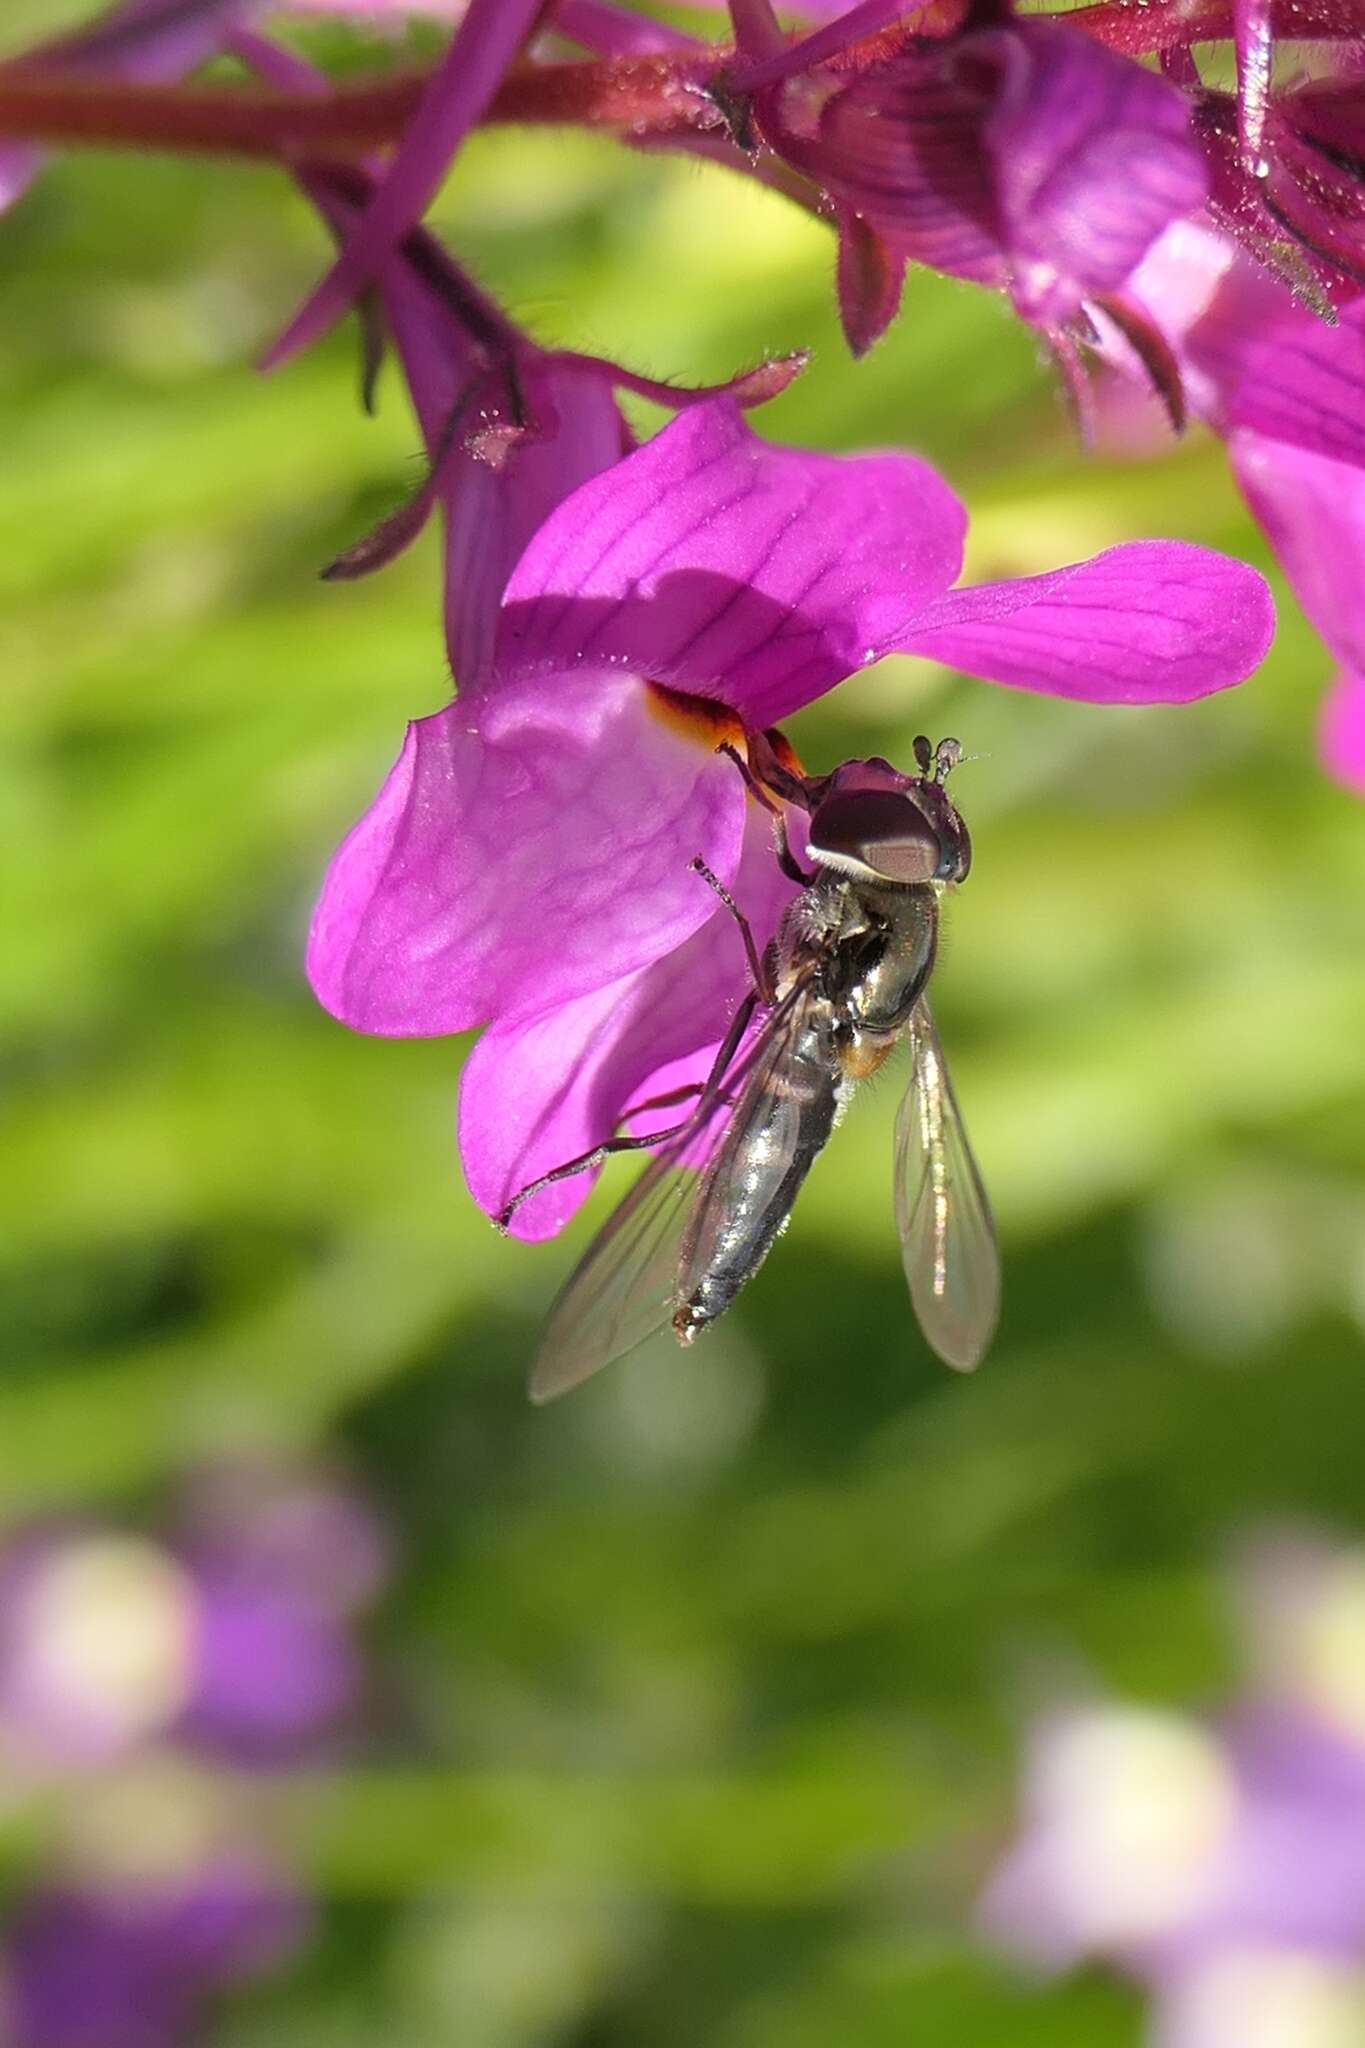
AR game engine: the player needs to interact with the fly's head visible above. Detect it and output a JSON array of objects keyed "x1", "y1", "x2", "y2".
[{"x1": 804, "y1": 738, "x2": 971, "y2": 890}]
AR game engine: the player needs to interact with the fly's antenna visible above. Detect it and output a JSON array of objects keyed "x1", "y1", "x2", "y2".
[
  {"x1": 932, "y1": 738, "x2": 963, "y2": 783},
  {"x1": 913, "y1": 735, "x2": 965, "y2": 784}
]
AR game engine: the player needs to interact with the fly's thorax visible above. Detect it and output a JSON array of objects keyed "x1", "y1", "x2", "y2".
[
  {"x1": 769, "y1": 874, "x2": 860, "y2": 1000},
  {"x1": 771, "y1": 869, "x2": 938, "y2": 1036},
  {"x1": 835, "y1": 879, "x2": 939, "y2": 1038}
]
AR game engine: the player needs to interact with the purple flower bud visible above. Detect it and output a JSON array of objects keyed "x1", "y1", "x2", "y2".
[{"x1": 745, "y1": 10, "x2": 1208, "y2": 346}]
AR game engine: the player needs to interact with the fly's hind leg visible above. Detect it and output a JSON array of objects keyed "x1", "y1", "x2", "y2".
[{"x1": 495, "y1": 990, "x2": 758, "y2": 1232}]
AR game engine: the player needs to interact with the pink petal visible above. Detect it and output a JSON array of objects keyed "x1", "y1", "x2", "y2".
[
  {"x1": 1124, "y1": 228, "x2": 1365, "y2": 470},
  {"x1": 1230, "y1": 430, "x2": 1365, "y2": 671},
  {"x1": 1230, "y1": 433, "x2": 1365, "y2": 797},
  {"x1": 813, "y1": 51, "x2": 1001, "y2": 287},
  {"x1": 554, "y1": 0, "x2": 700, "y2": 53},
  {"x1": 1319, "y1": 671, "x2": 1365, "y2": 796},
  {"x1": 809, "y1": 20, "x2": 1205, "y2": 317},
  {"x1": 836, "y1": 210, "x2": 909, "y2": 358},
  {"x1": 496, "y1": 399, "x2": 967, "y2": 728},
  {"x1": 260, "y1": 0, "x2": 543, "y2": 370},
  {"x1": 900, "y1": 542, "x2": 1274, "y2": 703},
  {"x1": 986, "y1": 22, "x2": 1208, "y2": 325},
  {"x1": 459, "y1": 807, "x2": 797, "y2": 1238},
  {"x1": 307, "y1": 670, "x2": 745, "y2": 1036},
  {"x1": 440, "y1": 360, "x2": 629, "y2": 691}
]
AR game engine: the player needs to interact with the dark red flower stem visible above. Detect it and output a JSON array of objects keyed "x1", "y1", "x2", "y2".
[
  {"x1": 2, "y1": 0, "x2": 1358, "y2": 164},
  {"x1": 0, "y1": 51, "x2": 729, "y2": 160},
  {"x1": 0, "y1": 66, "x2": 427, "y2": 157},
  {"x1": 0, "y1": 20, "x2": 907, "y2": 163}
]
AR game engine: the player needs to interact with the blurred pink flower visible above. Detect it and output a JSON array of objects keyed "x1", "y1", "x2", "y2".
[
  {"x1": 982, "y1": 1530, "x2": 1365, "y2": 2048},
  {"x1": 0, "y1": 1470, "x2": 388, "y2": 1770},
  {"x1": 0, "y1": 1466, "x2": 388, "y2": 2046}
]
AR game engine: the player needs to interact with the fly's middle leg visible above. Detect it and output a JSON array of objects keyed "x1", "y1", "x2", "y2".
[{"x1": 688, "y1": 856, "x2": 776, "y2": 1004}]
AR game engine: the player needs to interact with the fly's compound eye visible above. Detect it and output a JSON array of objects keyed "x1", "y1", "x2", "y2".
[{"x1": 808, "y1": 789, "x2": 948, "y2": 886}]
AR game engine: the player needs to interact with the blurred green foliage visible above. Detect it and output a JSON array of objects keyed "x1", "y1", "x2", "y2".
[{"x1": 2, "y1": 10, "x2": 1364, "y2": 2043}]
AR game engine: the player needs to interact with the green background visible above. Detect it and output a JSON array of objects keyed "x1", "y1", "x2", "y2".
[{"x1": 3, "y1": 6, "x2": 1364, "y2": 2041}]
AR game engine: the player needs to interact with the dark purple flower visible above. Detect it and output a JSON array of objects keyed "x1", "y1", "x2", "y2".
[
  {"x1": 5, "y1": 1858, "x2": 310, "y2": 2048},
  {"x1": 261, "y1": 0, "x2": 547, "y2": 369},
  {"x1": 308, "y1": 396, "x2": 1273, "y2": 1237},
  {"x1": 727, "y1": 0, "x2": 1208, "y2": 351}
]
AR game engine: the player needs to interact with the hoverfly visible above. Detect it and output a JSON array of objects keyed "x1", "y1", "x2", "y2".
[{"x1": 499, "y1": 733, "x2": 999, "y2": 1402}]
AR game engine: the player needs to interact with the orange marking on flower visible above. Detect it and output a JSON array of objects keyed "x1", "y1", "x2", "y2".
[{"x1": 645, "y1": 682, "x2": 747, "y2": 752}]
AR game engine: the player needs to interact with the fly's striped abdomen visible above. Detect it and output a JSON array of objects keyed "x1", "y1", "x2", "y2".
[{"x1": 673, "y1": 1007, "x2": 842, "y2": 1343}]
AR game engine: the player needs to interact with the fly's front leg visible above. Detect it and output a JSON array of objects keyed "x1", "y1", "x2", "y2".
[
  {"x1": 688, "y1": 857, "x2": 776, "y2": 1005},
  {"x1": 774, "y1": 813, "x2": 815, "y2": 887},
  {"x1": 714, "y1": 740, "x2": 813, "y2": 888},
  {"x1": 716, "y1": 741, "x2": 778, "y2": 814},
  {"x1": 495, "y1": 991, "x2": 758, "y2": 1233}
]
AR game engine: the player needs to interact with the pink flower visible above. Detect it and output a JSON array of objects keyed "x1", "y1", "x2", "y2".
[
  {"x1": 981, "y1": 1531, "x2": 1365, "y2": 2048},
  {"x1": 308, "y1": 398, "x2": 1274, "y2": 1236}
]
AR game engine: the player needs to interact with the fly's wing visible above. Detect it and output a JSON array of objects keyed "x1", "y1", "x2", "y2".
[
  {"x1": 893, "y1": 997, "x2": 1000, "y2": 1372},
  {"x1": 530, "y1": 986, "x2": 811, "y2": 1405}
]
